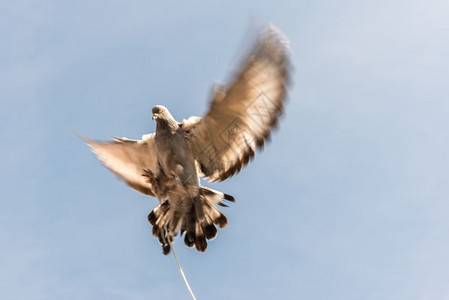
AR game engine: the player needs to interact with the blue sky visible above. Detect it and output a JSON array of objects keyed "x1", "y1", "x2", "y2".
[{"x1": 1, "y1": 0, "x2": 449, "y2": 299}]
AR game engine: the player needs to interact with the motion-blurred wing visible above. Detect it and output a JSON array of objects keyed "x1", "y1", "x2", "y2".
[
  {"x1": 84, "y1": 134, "x2": 157, "y2": 196},
  {"x1": 183, "y1": 25, "x2": 291, "y2": 181}
]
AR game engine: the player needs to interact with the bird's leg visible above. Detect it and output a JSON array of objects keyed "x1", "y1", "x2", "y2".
[
  {"x1": 142, "y1": 168, "x2": 166, "y2": 200},
  {"x1": 168, "y1": 164, "x2": 187, "y2": 186},
  {"x1": 168, "y1": 170, "x2": 181, "y2": 183},
  {"x1": 157, "y1": 164, "x2": 183, "y2": 188},
  {"x1": 142, "y1": 168, "x2": 157, "y2": 185}
]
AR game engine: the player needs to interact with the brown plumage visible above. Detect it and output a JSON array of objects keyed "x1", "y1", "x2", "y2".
[{"x1": 83, "y1": 25, "x2": 291, "y2": 254}]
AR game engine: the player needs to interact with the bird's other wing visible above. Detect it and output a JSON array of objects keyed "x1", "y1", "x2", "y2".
[
  {"x1": 183, "y1": 25, "x2": 291, "y2": 181},
  {"x1": 83, "y1": 133, "x2": 158, "y2": 196}
]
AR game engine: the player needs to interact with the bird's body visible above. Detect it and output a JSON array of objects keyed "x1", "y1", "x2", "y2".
[
  {"x1": 153, "y1": 110, "x2": 199, "y2": 189},
  {"x1": 148, "y1": 105, "x2": 232, "y2": 254},
  {"x1": 83, "y1": 25, "x2": 291, "y2": 254}
]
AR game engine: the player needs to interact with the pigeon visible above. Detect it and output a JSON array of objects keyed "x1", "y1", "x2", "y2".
[{"x1": 83, "y1": 25, "x2": 291, "y2": 254}]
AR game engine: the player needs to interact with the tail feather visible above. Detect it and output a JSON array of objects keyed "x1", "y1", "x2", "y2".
[
  {"x1": 202, "y1": 200, "x2": 228, "y2": 229},
  {"x1": 148, "y1": 187, "x2": 234, "y2": 254},
  {"x1": 184, "y1": 207, "x2": 196, "y2": 248},
  {"x1": 201, "y1": 186, "x2": 235, "y2": 207},
  {"x1": 194, "y1": 222, "x2": 207, "y2": 252},
  {"x1": 204, "y1": 223, "x2": 218, "y2": 240}
]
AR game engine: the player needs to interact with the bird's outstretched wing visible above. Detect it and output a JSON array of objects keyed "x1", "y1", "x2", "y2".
[
  {"x1": 83, "y1": 134, "x2": 158, "y2": 196},
  {"x1": 182, "y1": 25, "x2": 291, "y2": 181}
]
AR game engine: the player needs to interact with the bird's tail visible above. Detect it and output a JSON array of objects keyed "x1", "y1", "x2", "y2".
[{"x1": 148, "y1": 186, "x2": 235, "y2": 254}]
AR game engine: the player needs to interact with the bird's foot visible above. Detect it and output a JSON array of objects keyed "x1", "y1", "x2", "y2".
[
  {"x1": 142, "y1": 169, "x2": 158, "y2": 186},
  {"x1": 143, "y1": 169, "x2": 169, "y2": 200}
]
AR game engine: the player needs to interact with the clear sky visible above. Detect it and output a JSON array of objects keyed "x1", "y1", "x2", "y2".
[{"x1": 1, "y1": 0, "x2": 449, "y2": 299}]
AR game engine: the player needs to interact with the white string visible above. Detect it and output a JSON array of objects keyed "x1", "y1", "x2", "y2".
[{"x1": 170, "y1": 244, "x2": 197, "y2": 300}]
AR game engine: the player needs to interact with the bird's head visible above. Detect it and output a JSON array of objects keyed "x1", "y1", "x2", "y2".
[
  {"x1": 152, "y1": 105, "x2": 168, "y2": 121},
  {"x1": 152, "y1": 105, "x2": 178, "y2": 129}
]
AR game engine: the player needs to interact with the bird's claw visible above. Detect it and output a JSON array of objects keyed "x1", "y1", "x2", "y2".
[{"x1": 142, "y1": 168, "x2": 157, "y2": 186}]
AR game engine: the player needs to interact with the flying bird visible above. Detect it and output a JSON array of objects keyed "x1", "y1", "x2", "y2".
[{"x1": 83, "y1": 25, "x2": 291, "y2": 254}]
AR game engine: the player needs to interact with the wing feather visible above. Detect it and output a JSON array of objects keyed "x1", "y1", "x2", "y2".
[
  {"x1": 83, "y1": 134, "x2": 158, "y2": 196},
  {"x1": 184, "y1": 25, "x2": 291, "y2": 181}
]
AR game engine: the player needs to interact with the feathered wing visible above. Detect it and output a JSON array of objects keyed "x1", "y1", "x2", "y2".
[
  {"x1": 182, "y1": 25, "x2": 291, "y2": 181},
  {"x1": 84, "y1": 134, "x2": 158, "y2": 196}
]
